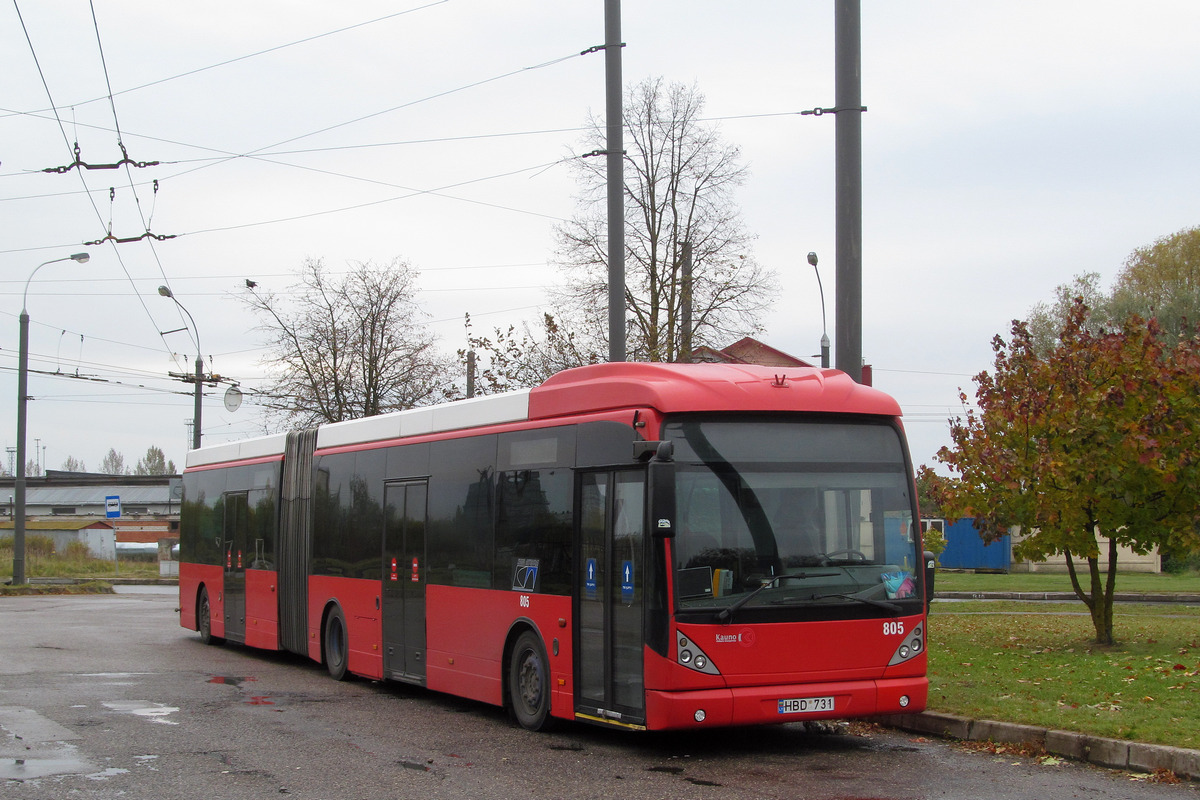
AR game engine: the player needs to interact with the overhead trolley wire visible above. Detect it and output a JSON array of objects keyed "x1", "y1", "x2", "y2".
[{"x1": 1, "y1": 0, "x2": 452, "y2": 118}]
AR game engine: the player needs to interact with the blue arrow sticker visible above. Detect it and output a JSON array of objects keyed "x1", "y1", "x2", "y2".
[
  {"x1": 585, "y1": 558, "x2": 598, "y2": 599},
  {"x1": 621, "y1": 560, "x2": 634, "y2": 604}
]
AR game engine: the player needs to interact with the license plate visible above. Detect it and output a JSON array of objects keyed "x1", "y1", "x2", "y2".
[{"x1": 777, "y1": 696, "x2": 835, "y2": 714}]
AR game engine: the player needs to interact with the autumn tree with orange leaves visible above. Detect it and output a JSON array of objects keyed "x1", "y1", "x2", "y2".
[{"x1": 929, "y1": 300, "x2": 1200, "y2": 645}]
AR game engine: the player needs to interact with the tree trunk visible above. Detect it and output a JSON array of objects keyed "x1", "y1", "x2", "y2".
[
  {"x1": 1064, "y1": 547, "x2": 1117, "y2": 646},
  {"x1": 1099, "y1": 538, "x2": 1118, "y2": 645}
]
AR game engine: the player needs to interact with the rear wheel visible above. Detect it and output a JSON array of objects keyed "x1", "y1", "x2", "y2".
[
  {"x1": 198, "y1": 587, "x2": 223, "y2": 646},
  {"x1": 509, "y1": 630, "x2": 554, "y2": 731},
  {"x1": 324, "y1": 606, "x2": 350, "y2": 681}
]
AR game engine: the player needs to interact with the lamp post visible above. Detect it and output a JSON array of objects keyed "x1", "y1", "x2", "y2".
[
  {"x1": 157, "y1": 286, "x2": 203, "y2": 451},
  {"x1": 14, "y1": 252, "x2": 90, "y2": 586},
  {"x1": 807, "y1": 252, "x2": 830, "y2": 369}
]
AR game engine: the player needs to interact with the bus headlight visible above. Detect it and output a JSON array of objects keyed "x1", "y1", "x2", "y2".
[
  {"x1": 887, "y1": 624, "x2": 925, "y2": 666},
  {"x1": 676, "y1": 632, "x2": 719, "y2": 674}
]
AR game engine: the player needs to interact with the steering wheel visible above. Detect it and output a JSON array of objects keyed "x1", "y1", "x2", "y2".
[
  {"x1": 824, "y1": 549, "x2": 869, "y2": 563},
  {"x1": 741, "y1": 573, "x2": 767, "y2": 589}
]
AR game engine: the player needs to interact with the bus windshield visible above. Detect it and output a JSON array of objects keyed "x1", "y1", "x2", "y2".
[{"x1": 664, "y1": 417, "x2": 921, "y2": 616}]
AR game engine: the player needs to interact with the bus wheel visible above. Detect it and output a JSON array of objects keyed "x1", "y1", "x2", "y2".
[
  {"x1": 324, "y1": 606, "x2": 350, "y2": 681},
  {"x1": 509, "y1": 630, "x2": 554, "y2": 731},
  {"x1": 198, "y1": 587, "x2": 223, "y2": 646}
]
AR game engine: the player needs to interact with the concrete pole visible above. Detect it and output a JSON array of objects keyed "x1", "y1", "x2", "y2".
[
  {"x1": 14, "y1": 252, "x2": 89, "y2": 585},
  {"x1": 605, "y1": 0, "x2": 626, "y2": 362},
  {"x1": 835, "y1": 0, "x2": 863, "y2": 382},
  {"x1": 193, "y1": 354, "x2": 203, "y2": 450},
  {"x1": 14, "y1": 310, "x2": 30, "y2": 585}
]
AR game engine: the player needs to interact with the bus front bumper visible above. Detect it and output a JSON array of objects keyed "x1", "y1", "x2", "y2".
[{"x1": 643, "y1": 676, "x2": 927, "y2": 731}]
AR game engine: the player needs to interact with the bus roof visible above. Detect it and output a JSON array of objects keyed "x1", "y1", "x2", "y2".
[
  {"x1": 186, "y1": 363, "x2": 900, "y2": 469},
  {"x1": 529, "y1": 362, "x2": 901, "y2": 419}
]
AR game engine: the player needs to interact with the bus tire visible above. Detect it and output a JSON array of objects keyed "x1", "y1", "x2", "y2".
[
  {"x1": 324, "y1": 605, "x2": 351, "y2": 681},
  {"x1": 198, "y1": 586, "x2": 224, "y2": 646},
  {"x1": 508, "y1": 630, "x2": 554, "y2": 731}
]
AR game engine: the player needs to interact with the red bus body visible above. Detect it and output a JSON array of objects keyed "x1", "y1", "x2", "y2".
[{"x1": 180, "y1": 362, "x2": 928, "y2": 731}]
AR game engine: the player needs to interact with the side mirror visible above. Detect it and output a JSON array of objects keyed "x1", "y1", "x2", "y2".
[
  {"x1": 633, "y1": 440, "x2": 673, "y2": 462},
  {"x1": 923, "y1": 550, "x2": 936, "y2": 611},
  {"x1": 647, "y1": 443, "x2": 675, "y2": 538}
]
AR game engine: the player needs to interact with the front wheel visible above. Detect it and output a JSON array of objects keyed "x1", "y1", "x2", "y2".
[
  {"x1": 324, "y1": 606, "x2": 350, "y2": 681},
  {"x1": 198, "y1": 587, "x2": 224, "y2": 646},
  {"x1": 508, "y1": 630, "x2": 554, "y2": 731}
]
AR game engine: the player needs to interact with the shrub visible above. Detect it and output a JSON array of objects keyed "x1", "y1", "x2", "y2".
[
  {"x1": 1162, "y1": 548, "x2": 1200, "y2": 574},
  {"x1": 25, "y1": 534, "x2": 56, "y2": 557},
  {"x1": 62, "y1": 540, "x2": 92, "y2": 560}
]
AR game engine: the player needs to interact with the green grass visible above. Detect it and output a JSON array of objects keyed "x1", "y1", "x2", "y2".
[
  {"x1": 0, "y1": 537, "x2": 162, "y2": 583},
  {"x1": 0, "y1": 581, "x2": 115, "y2": 596},
  {"x1": 928, "y1": 601, "x2": 1200, "y2": 749},
  {"x1": 935, "y1": 570, "x2": 1200, "y2": 595}
]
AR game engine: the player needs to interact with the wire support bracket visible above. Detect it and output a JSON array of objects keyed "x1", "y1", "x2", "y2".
[
  {"x1": 43, "y1": 141, "x2": 160, "y2": 173},
  {"x1": 85, "y1": 230, "x2": 177, "y2": 246},
  {"x1": 801, "y1": 105, "x2": 868, "y2": 116}
]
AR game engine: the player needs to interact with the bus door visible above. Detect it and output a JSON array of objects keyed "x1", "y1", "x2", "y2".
[
  {"x1": 382, "y1": 480, "x2": 428, "y2": 684},
  {"x1": 223, "y1": 491, "x2": 249, "y2": 643},
  {"x1": 575, "y1": 469, "x2": 646, "y2": 725}
]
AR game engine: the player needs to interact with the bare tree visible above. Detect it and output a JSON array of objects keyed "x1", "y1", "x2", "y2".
[
  {"x1": 553, "y1": 77, "x2": 777, "y2": 362},
  {"x1": 461, "y1": 312, "x2": 603, "y2": 395},
  {"x1": 60, "y1": 456, "x2": 87, "y2": 472},
  {"x1": 100, "y1": 448, "x2": 127, "y2": 475},
  {"x1": 246, "y1": 258, "x2": 453, "y2": 427}
]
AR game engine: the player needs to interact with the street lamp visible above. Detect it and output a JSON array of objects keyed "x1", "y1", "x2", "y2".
[
  {"x1": 157, "y1": 286, "x2": 203, "y2": 451},
  {"x1": 807, "y1": 252, "x2": 830, "y2": 369},
  {"x1": 14, "y1": 252, "x2": 90, "y2": 586}
]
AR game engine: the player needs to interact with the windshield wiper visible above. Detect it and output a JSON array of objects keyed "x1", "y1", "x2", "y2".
[
  {"x1": 717, "y1": 572, "x2": 839, "y2": 622},
  {"x1": 812, "y1": 592, "x2": 902, "y2": 615}
]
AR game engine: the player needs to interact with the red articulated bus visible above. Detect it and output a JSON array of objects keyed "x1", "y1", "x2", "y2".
[{"x1": 179, "y1": 362, "x2": 930, "y2": 731}]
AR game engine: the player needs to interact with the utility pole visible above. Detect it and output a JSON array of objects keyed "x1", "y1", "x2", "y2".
[
  {"x1": 835, "y1": 0, "x2": 864, "y2": 383},
  {"x1": 158, "y1": 286, "x2": 203, "y2": 450},
  {"x1": 605, "y1": 0, "x2": 625, "y2": 362}
]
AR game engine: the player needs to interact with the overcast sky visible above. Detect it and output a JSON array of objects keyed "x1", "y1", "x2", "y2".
[{"x1": 3, "y1": 1, "x2": 1199, "y2": 477}]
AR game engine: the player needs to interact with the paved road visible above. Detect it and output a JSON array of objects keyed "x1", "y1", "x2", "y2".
[{"x1": 2, "y1": 593, "x2": 1196, "y2": 799}]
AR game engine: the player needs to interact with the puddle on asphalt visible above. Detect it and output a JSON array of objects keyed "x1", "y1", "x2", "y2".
[
  {"x1": 101, "y1": 701, "x2": 180, "y2": 725},
  {"x1": 0, "y1": 748, "x2": 93, "y2": 781},
  {"x1": 208, "y1": 676, "x2": 258, "y2": 688},
  {"x1": 208, "y1": 676, "x2": 277, "y2": 706}
]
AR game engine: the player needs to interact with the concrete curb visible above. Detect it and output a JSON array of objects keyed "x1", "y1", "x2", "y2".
[
  {"x1": 879, "y1": 711, "x2": 1200, "y2": 781},
  {"x1": 935, "y1": 591, "x2": 1200, "y2": 604},
  {"x1": 21, "y1": 577, "x2": 178, "y2": 586}
]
